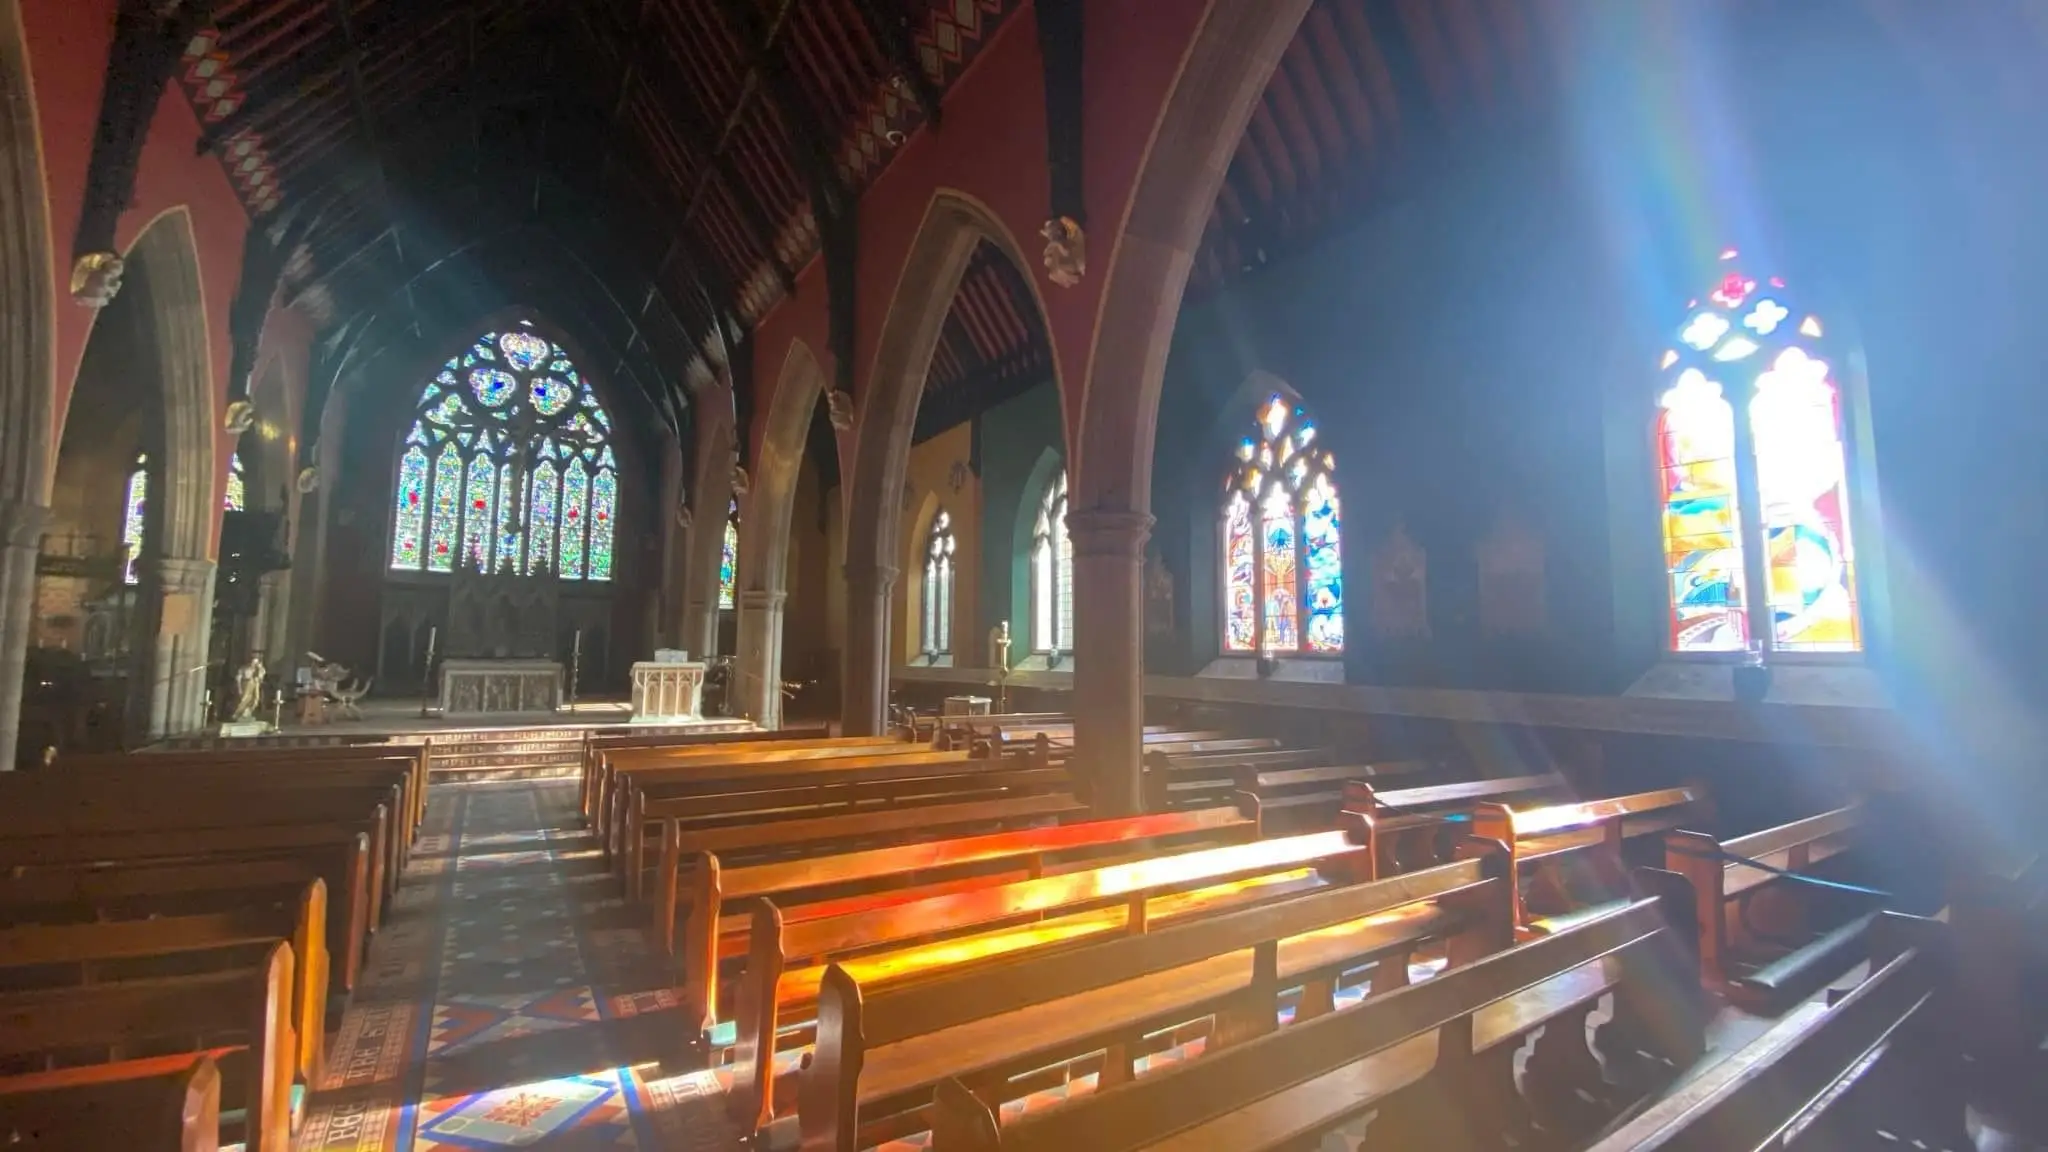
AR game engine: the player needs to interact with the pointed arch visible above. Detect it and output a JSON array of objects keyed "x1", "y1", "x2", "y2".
[
  {"x1": 733, "y1": 338, "x2": 829, "y2": 725},
  {"x1": 122, "y1": 210, "x2": 215, "y2": 567}
]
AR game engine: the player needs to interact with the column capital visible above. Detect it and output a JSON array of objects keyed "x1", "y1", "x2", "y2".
[
  {"x1": 154, "y1": 555, "x2": 217, "y2": 594},
  {"x1": 1067, "y1": 508, "x2": 1155, "y2": 559},
  {"x1": 843, "y1": 561, "x2": 900, "y2": 596},
  {"x1": 0, "y1": 501, "x2": 49, "y2": 550},
  {"x1": 737, "y1": 588, "x2": 788, "y2": 612}
]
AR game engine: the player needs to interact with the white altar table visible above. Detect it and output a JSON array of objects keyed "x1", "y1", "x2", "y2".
[
  {"x1": 439, "y1": 658, "x2": 564, "y2": 715},
  {"x1": 631, "y1": 660, "x2": 706, "y2": 723}
]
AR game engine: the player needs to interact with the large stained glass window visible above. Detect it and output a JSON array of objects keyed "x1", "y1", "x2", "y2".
[
  {"x1": 1657, "y1": 251, "x2": 1861, "y2": 654},
  {"x1": 123, "y1": 454, "x2": 147, "y2": 586},
  {"x1": 922, "y1": 510, "x2": 956, "y2": 656},
  {"x1": 387, "y1": 321, "x2": 618, "y2": 580},
  {"x1": 1222, "y1": 395, "x2": 1344, "y2": 655},
  {"x1": 224, "y1": 452, "x2": 246, "y2": 512},
  {"x1": 1030, "y1": 471, "x2": 1074, "y2": 653},
  {"x1": 718, "y1": 499, "x2": 738, "y2": 610}
]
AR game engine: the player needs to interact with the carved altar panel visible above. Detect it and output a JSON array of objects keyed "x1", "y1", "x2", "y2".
[
  {"x1": 447, "y1": 563, "x2": 559, "y2": 660},
  {"x1": 439, "y1": 658, "x2": 563, "y2": 715}
]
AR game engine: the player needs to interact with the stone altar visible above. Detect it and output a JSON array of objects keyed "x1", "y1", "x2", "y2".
[
  {"x1": 439, "y1": 658, "x2": 563, "y2": 715},
  {"x1": 631, "y1": 660, "x2": 706, "y2": 723}
]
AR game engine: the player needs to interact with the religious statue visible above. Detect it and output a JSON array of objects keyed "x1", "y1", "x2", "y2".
[
  {"x1": 232, "y1": 653, "x2": 267, "y2": 721},
  {"x1": 1041, "y1": 216, "x2": 1086, "y2": 287}
]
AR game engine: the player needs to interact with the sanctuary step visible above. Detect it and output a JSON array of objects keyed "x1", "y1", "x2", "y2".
[{"x1": 427, "y1": 727, "x2": 589, "y2": 782}]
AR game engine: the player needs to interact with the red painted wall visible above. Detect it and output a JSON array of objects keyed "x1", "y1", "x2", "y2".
[
  {"x1": 23, "y1": 0, "x2": 250, "y2": 555},
  {"x1": 747, "y1": 0, "x2": 1212, "y2": 464}
]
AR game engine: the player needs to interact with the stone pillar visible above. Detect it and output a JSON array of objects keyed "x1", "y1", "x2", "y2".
[
  {"x1": 0, "y1": 502, "x2": 47, "y2": 770},
  {"x1": 1069, "y1": 510, "x2": 1153, "y2": 815},
  {"x1": 255, "y1": 570, "x2": 291, "y2": 667},
  {"x1": 733, "y1": 588, "x2": 788, "y2": 728},
  {"x1": 682, "y1": 592, "x2": 716, "y2": 660},
  {"x1": 147, "y1": 556, "x2": 216, "y2": 739},
  {"x1": 840, "y1": 561, "x2": 897, "y2": 736}
]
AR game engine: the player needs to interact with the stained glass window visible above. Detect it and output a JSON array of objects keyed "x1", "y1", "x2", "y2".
[
  {"x1": 224, "y1": 452, "x2": 246, "y2": 513},
  {"x1": 123, "y1": 454, "x2": 147, "y2": 586},
  {"x1": 718, "y1": 500, "x2": 738, "y2": 611},
  {"x1": 1221, "y1": 395, "x2": 1344, "y2": 654},
  {"x1": 387, "y1": 321, "x2": 618, "y2": 580},
  {"x1": 922, "y1": 510, "x2": 956, "y2": 656},
  {"x1": 1030, "y1": 472, "x2": 1074, "y2": 653},
  {"x1": 1657, "y1": 251, "x2": 1861, "y2": 654}
]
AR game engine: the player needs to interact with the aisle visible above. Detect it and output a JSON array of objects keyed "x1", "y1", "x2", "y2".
[{"x1": 293, "y1": 781, "x2": 739, "y2": 1151}]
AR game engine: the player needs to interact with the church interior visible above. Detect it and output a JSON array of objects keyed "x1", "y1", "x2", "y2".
[{"x1": 1, "y1": 0, "x2": 2044, "y2": 1148}]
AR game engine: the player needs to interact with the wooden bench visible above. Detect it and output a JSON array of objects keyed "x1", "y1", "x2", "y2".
[
  {"x1": 580, "y1": 724, "x2": 831, "y2": 816},
  {"x1": 725, "y1": 826, "x2": 1383, "y2": 1129},
  {"x1": 0, "y1": 826, "x2": 375, "y2": 992},
  {"x1": 1341, "y1": 773, "x2": 1574, "y2": 875},
  {"x1": 62, "y1": 746, "x2": 428, "y2": 845},
  {"x1": 1231, "y1": 760, "x2": 1440, "y2": 826},
  {"x1": 1950, "y1": 847, "x2": 2047, "y2": 1122},
  {"x1": 0, "y1": 1052, "x2": 221, "y2": 1151},
  {"x1": 933, "y1": 714, "x2": 1070, "y2": 752},
  {"x1": 593, "y1": 734, "x2": 901, "y2": 830},
  {"x1": 1469, "y1": 786, "x2": 1709, "y2": 932},
  {"x1": 1013, "y1": 728, "x2": 1235, "y2": 765},
  {"x1": 0, "y1": 878, "x2": 329, "y2": 1086},
  {"x1": 1587, "y1": 914, "x2": 1962, "y2": 1151},
  {"x1": 1663, "y1": 804, "x2": 1869, "y2": 1002},
  {"x1": 796, "y1": 850, "x2": 1514, "y2": 1151},
  {"x1": 0, "y1": 942, "x2": 297, "y2": 1151},
  {"x1": 674, "y1": 800, "x2": 1267, "y2": 1040},
  {"x1": 926, "y1": 871, "x2": 1704, "y2": 1152},
  {"x1": 650, "y1": 790, "x2": 1096, "y2": 952}
]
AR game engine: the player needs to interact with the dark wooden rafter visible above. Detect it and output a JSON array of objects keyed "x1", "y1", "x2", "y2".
[
  {"x1": 75, "y1": 0, "x2": 219, "y2": 264},
  {"x1": 1034, "y1": 0, "x2": 1085, "y2": 227},
  {"x1": 325, "y1": 0, "x2": 420, "y2": 339},
  {"x1": 848, "y1": 0, "x2": 940, "y2": 127}
]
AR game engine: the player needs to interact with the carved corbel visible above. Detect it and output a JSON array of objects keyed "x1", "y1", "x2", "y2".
[
  {"x1": 1041, "y1": 217, "x2": 1086, "y2": 288},
  {"x1": 69, "y1": 253, "x2": 125, "y2": 307},
  {"x1": 827, "y1": 388, "x2": 854, "y2": 432}
]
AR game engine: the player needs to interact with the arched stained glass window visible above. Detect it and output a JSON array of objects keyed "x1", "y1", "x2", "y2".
[
  {"x1": 387, "y1": 322, "x2": 618, "y2": 580},
  {"x1": 1657, "y1": 251, "x2": 1861, "y2": 654},
  {"x1": 224, "y1": 452, "x2": 246, "y2": 512},
  {"x1": 922, "y1": 510, "x2": 956, "y2": 656},
  {"x1": 123, "y1": 453, "x2": 147, "y2": 586},
  {"x1": 718, "y1": 499, "x2": 739, "y2": 610},
  {"x1": 1030, "y1": 472, "x2": 1074, "y2": 653},
  {"x1": 1223, "y1": 395, "x2": 1344, "y2": 654}
]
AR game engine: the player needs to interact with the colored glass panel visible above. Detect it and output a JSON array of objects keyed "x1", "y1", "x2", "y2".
[
  {"x1": 1302, "y1": 475, "x2": 1344, "y2": 653},
  {"x1": 531, "y1": 376, "x2": 573, "y2": 416},
  {"x1": 225, "y1": 452, "x2": 246, "y2": 512},
  {"x1": 559, "y1": 458, "x2": 589, "y2": 578},
  {"x1": 588, "y1": 469, "x2": 617, "y2": 582},
  {"x1": 470, "y1": 368, "x2": 517, "y2": 407},
  {"x1": 1224, "y1": 492, "x2": 1255, "y2": 652},
  {"x1": 1260, "y1": 485, "x2": 1299, "y2": 651},
  {"x1": 123, "y1": 462, "x2": 146, "y2": 585},
  {"x1": 718, "y1": 512, "x2": 738, "y2": 609},
  {"x1": 1658, "y1": 372, "x2": 1745, "y2": 651},
  {"x1": 460, "y1": 453, "x2": 495, "y2": 572},
  {"x1": 496, "y1": 464, "x2": 520, "y2": 572},
  {"x1": 527, "y1": 462, "x2": 560, "y2": 575},
  {"x1": 391, "y1": 446, "x2": 428, "y2": 568},
  {"x1": 1751, "y1": 348, "x2": 1859, "y2": 652},
  {"x1": 924, "y1": 511, "x2": 955, "y2": 654},
  {"x1": 430, "y1": 443, "x2": 463, "y2": 573},
  {"x1": 498, "y1": 330, "x2": 551, "y2": 372},
  {"x1": 1031, "y1": 472, "x2": 1073, "y2": 652}
]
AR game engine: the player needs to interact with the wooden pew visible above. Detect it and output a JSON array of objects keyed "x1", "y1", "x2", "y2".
[
  {"x1": 926, "y1": 871, "x2": 1704, "y2": 1152},
  {"x1": 1341, "y1": 773, "x2": 1574, "y2": 875},
  {"x1": 1231, "y1": 760, "x2": 1439, "y2": 827},
  {"x1": 580, "y1": 724, "x2": 830, "y2": 817},
  {"x1": 1950, "y1": 847, "x2": 2047, "y2": 1123},
  {"x1": 0, "y1": 786, "x2": 395, "y2": 925},
  {"x1": 0, "y1": 879, "x2": 329, "y2": 1085},
  {"x1": 724, "y1": 826, "x2": 1383, "y2": 1130},
  {"x1": 1586, "y1": 914, "x2": 1963, "y2": 1151},
  {"x1": 0, "y1": 942, "x2": 297, "y2": 1152},
  {"x1": 796, "y1": 851, "x2": 1514, "y2": 1151},
  {"x1": 1469, "y1": 786, "x2": 1708, "y2": 933},
  {"x1": 1136, "y1": 747, "x2": 1331, "y2": 811},
  {"x1": 1663, "y1": 804, "x2": 1869, "y2": 1004},
  {"x1": 933, "y1": 714, "x2": 1069, "y2": 751},
  {"x1": 62, "y1": 745, "x2": 428, "y2": 844},
  {"x1": 674, "y1": 800, "x2": 1267, "y2": 1039},
  {"x1": 1015, "y1": 728, "x2": 1238, "y2": 766},
  {"x1": 650, "y1": 791, "x2": 1095, "y2": 951},
  {"x1": 0, "y1": 1052, "x2": 221, "y2": 1151},
  {"x1": 0, "y1": 827, "x2": 375, "y2": 992}
]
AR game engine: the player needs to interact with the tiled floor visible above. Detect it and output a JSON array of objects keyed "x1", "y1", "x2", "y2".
[{"x1": 293, "y1": 781, "x2": 737, "y2": 1152}]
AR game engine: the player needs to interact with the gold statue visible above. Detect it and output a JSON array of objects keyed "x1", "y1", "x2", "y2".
[{"x1": 232, "y1": 653, "x2": 267, "y2": 722}]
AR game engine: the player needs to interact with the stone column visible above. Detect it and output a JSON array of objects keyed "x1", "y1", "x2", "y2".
[
  {"x1": 147, "y1": 556, "x2": 216, "y2": 739},
  {"x1": 682, "y1": 592, "x2": 716, "y2": 660},
  {"x1": 0, "y1": 501, "x2": 47, "y2": 770},
  {"x1": 255, "y1": 570, "x2": 291, "y2": 666},
  {"x1": 840, "y1": 561, "x2": 897, "y2": 737},
  {"x1": 733, "y1": 588, "x2": 788, "y2": 728},
  {"x1": 1069, "y1": 509, "x2": 1153, "y2": 815}
]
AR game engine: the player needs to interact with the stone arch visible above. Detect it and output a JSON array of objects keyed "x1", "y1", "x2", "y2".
[
  {"x1": 681, "y1": 397, "x2": 735, "y2": 658},
  {"x1": 841, "y1": 191, "x2": 1054, "y2": 732},
  {"x1": 732, "y1": 338, "x2": 828, "y2": 725},
  {"x1": 0, "y1": 0, "x2": 55, "y2": 768},
  {"x1": 121, "y1": 210, "x2": 217, "y2": 568}
]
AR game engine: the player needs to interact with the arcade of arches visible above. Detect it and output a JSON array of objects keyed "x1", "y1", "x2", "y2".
[{"x1": 4, "y1": 0, "x2": 2048, "y2": 1148}]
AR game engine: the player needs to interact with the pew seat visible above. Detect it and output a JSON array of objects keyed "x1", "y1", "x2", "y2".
[{"x1": 0, "y1": 1051, "x2": 222, "y2": 1152}]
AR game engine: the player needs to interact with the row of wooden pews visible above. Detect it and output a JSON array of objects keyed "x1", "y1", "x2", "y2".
[{"x1": 0, "y1": 741, "x2": 429, "y2": 1150}]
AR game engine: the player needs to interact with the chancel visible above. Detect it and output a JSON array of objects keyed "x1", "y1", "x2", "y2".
[{"x1": 3, "y1": 2, "x2": 2044, "y2": 1150}]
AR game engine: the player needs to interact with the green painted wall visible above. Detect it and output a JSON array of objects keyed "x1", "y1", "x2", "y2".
[{"x1": 973, "y1": 381, "x2": 1064, "y2": 657}]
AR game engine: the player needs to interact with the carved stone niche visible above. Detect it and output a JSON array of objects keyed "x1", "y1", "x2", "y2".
[
  {"x1": 1476, "y1": 513, "x2": 1546, "y2": 637},
  {"x1": 1369, "y1": 521, "x2": 1430, "y2": 640},
  {"x1": 446, "y1": 562, "x2": 559, "y2": 660}
]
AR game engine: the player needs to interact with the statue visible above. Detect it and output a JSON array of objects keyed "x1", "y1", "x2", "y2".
[
  {"x1": 1041, "y1": 217, "x2": 1086, "y2": 288},
  {"x1": 1144, "y1": 552, "x2": 1176, "y2": 639},
  {"x1": 69, "y1": 252, "x2": 124, "y2": 307},
  {"x1": 223, "y1": 399, "x2": 257, "y2": 435},
  {"x1": 232, "y1": 653, "x2": 267, "y2": 721}
]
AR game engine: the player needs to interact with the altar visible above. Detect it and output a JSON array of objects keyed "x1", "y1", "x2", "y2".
[
  {"x1": 630, "y1": 660, "x2": 706, "y2": 723},
  {"x1": 439, "y1": 658, "x2": 563, "y2": 716}
]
